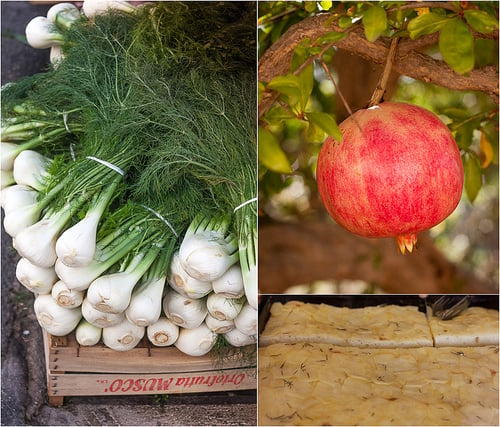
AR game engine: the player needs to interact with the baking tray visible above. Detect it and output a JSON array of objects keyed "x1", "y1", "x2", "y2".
[{"x1": 258, "y1": 294, "x2": 499, "y2": 336}]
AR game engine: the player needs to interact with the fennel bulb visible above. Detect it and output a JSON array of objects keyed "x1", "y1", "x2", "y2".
[
  {"x1": 56, "y1": 177, "x2": 120, "y2": 268},
  {"x1": 163, "y1": 288, "x2": 208, "y2": 329},
  {"x1": 211, "y1": 264, "x2": 244, "y2": 298},
  {"x1": 82, "y1": 0, "x2": 136, "y2": 18},
  {"x1": 206, "y1": 293, "x2": 245, "y2": 321},
  {"x1": 1, "y1": 170, "x2": 15, "y2": 189},
  {"x1": 1, "y1": 184, "x2": 38, "y2": 214},
  {"x1": 167, "y1": 252, "x2": 212, "y2": 299},
  {"x1": 102, "y1": 318, "x2": 145, "y2": 352},
  {"x1": 1, "y1": 142, "x2": 19, "y2": 170},
  {"x1": 3, "y1": 203, "x2": 42, "y2": 238},
  {"x1": 51, "y1": 280, "x2": 84, "y2": 308},
  {"x1": 242, "y1": 262, "x2": 257, "y2": 310},
  {"x1": 125, "y1": 276, "x2": 166, "y2": 327},
  {"x1": 46, "y1": 2, "x2": 80, "y2": 30},
  {"x1": 14, "y1": 207, "x2": 74, "y2": 268},
  {"x1": 87, "y1": 248, "x2": 160, "y2": 314},
  {"x1": 179, "y1": 215, "x2": 239, "y2": 282},
  {"x1": 34, "y1": 294, "x2": 82, "y2": 336},
  {"x1": 205, "y1": 313, "x2": 235, "y2": 334},
  {"x1": 146, "y1": 317, "x2": 179, "y2": 347},
  {"x1": 75, "y1": 319, "x2": 102, "y2": 346},
  {"x1": 25, "y1": 16, "x2": 64, "y2": 49},
  {"x1": 12, "y1": 150, "x2": 51, "y2": 191},
  {"x1": 224, "y1": 327, "x2": 256, "y2": 347},
  {"x1": 174, "y1": 323, "x2": 217, "y2": 357},
  {"x1": 81, "y1": 297, "x2": 125, "y2": 328},
  {"x1": 233, "y1": 302, "x2": 257, "y2": 337},
  {"x1": 55, "y1": 258, "x2": 108, "y2": 291},
  {"x1": 16, "y1": 257, "x2": 57, "y2": 294},
  {"x1": 50, "y1": 45, "x2": 64, "y2": 66}
]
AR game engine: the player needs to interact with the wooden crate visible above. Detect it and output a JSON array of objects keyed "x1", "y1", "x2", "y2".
[{"x1": 43, "y1": 331, "x2": 257, "y2": 407}]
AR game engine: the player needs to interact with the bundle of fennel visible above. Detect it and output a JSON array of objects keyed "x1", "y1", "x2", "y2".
[{"x1": 1, "y1": 1, "x2": 257, "y2": 356}]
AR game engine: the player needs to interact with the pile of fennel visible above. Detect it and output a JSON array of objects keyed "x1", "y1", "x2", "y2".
[{"x1": 1, "y1": 0, "x2": 257, "y2": 356}]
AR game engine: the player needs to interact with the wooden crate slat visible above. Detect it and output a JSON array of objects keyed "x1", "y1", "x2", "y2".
[
  {"x1": 47, "y1": 369, "x2": 257, "y2": 397},
  {"x1": 42, "y1": 330, "x2": 256, "y2": 405},
  {"x1": 46, "y1": 332, "x2": 255, "y2": 374}
]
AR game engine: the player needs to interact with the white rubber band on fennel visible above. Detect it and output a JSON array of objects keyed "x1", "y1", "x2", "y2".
[
  {"x1": 69, "y1": 143, "x2": 76, "y2": 161},
  {"x1": 233, "y1": 197, "x2": 257, "y2": 213},
  {"x1": 86, "y1": 156, "x2": 125, "y2": 176},
  {"x1": 140, "y1": 204, "x2": 179, "y2": 238},
  {"x1": 63, "y1": 113, "x2": 71, "y2": 133}
]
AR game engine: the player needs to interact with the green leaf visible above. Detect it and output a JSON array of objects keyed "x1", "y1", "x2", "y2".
[
  {"x1": 304, "y1": 1, "x2": 318, "y2": 13},
  {"x1": 297, "y1": 64, "x2": 314, "y2": 112},
  {"x1": 464, "y1": 10, "x2": 499, "y2": 34},
  {"x1": 315, "y1": 31, "x2": 347, "y2": 45},
  {"x1": 439, "y1": 19, "x2": 474, "y2": 74},
  {"x1": 305, "y1": 121, "x2": 327, "y2": 143},
  {"x1": 263, "y1": 105, "x2": 295, "y2": 124},
  {"x1": 267, "y1": 74, "x2": 301, "y2": 105},
  {"x1": 362, "y1": 6, "x2": 387, "y2": 42},
  {"x1": 319, "y1": 1, "x2": 333, "y2": 11},
  {"x1": 306, "y1": 112, "x2": 342, "y2": 141},
  {"x1": 338, "y1": 16, "x2": 353, "y2": 29},
  {"x1": 474, "y1": 38, "x2": 498, "y2": 68},
  {"x1": 407, "y1": 12, "x2": 451, "y2": 39},
  {"x1": 291, "y1": 39, "x2": 312, "y2": 72},
  {"x1": 258, "y1": 127, "x2": 292, "y2": 174},
  {"x1": 463, "y1": 154, "x2": 483, "y2": 203}
]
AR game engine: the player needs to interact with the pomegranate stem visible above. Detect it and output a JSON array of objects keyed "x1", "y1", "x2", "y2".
[{"x1": 368, "y1": 36, "x2": 400, "y2": 107}]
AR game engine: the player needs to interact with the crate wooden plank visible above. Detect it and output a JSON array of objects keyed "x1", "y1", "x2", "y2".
[
  {"x1": 47, "y1": 369, "x2": 257, "y2": 398},
  {"x1": 46, "y1": 332, "x2": 255, "y2": 374}
]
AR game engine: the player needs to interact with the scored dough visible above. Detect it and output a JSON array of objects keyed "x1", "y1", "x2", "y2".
[
  {"x1": 258, "y1": 343, "x2": 500, "y2": 426},
  {"x1": 427, "y1": 306, "x2": 499, "y2": 347},
  {"x1": 259, "y1": 301, "x2": 434, "y2": 348}
]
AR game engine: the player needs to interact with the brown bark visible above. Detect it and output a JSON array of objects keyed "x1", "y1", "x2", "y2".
[
  {"x1": 258, "y1": 220, "x2": 496, "y2": 295},
  {"x1": 258, "y1": 13, "x2": 499, "y2": 119}
]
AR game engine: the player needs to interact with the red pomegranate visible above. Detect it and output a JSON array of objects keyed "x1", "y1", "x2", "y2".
[{"x1": 316, "y1": 102, "x2": 464, "y2": 254}]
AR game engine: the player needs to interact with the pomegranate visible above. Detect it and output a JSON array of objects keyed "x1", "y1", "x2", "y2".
[{"x1": 316, "y1": 102, "x2": 464, "y2": 254}]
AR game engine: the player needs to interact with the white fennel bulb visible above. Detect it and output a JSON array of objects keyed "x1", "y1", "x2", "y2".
[
  {"x1": 163, "y1": 288, "x2": 208, "y2": 329},
  {"x1": 50, "y1": 44, "x2": 64, "y2": 66},
  {"x1": 146, "y1": 317, "x2": 179, "y2": 347},
  {"x1": 55, "y1": 258, "x2": 109, "y2": 291},
  {"x1": 3, "y1": 203, "x2": 42, "y2": 238},
  {"x1": 179, "y1": 231, "x2": 239, "y2": 282},
  {"x1": 125, "y1": 276, "x2": 166, "y2": 327},
  {"x1": 102, "y1": 318, "x2": 145, "y2": 352},
  {"x1": 25, "y1": 16, "x2": 64, "y2": 49},
  {"x1": 224, "y1": 328, "x2": 256, "y2": 347},
  {"x1": 242, "y1": 262, "x2": 257, "y2": 310},
  {"x1": 81, "y1": 297, "x2": 125, "y2": 328},
  {"x1": 46, "y1": 2, "x2": 80, "y2": 29},
  {"x1": 211, "y1": 264, "x2": 244, "y2": 298},
  {"x1": 51, "y1": 280, "x2": 84, "y2": 308},
  {"x1": 56, "y1": 212, "x2": 100, "y2": 267},
  {"x1": 206, "y1": 293, "x2": 245, "y2": 321},
  {"x1": 1, "y1": 169, "x2": 15, "y2": 189},
  {"x1": 12, "y1": 150, "x2": 51, "y2": 191},
  {"x1": 82, "y1": 0, "x2": 136, "y2": 18},
  {"x1": 15, "y1": 257, "x2": 57, "y2": 294},
  {"x1": 75, "y1": 319, "x2": 102, "y2": 346},
  {"x1": 167, "y1": 251, "x2": 212, "y2": 299},
  {"x1": 14, "y1": 210, "x2": 69, "y2": 268},
  {"x1": 1, "y1": 184, "x2": 38, "y2": 214},
  {"x1": 34, "y1": 294, "x2": 82, "y2": 336},
  {"x1": 233, "y1": 302, "x2": 257, "y2": 337},
  {"x1": 1, "y1": 142, "x2": 19, "y2": 170},
  {"x1": 205, "y1": 313, "x2": 235, "y2": 334},
  {"x1": 174, "y1": 323, "x2": 217, "y2": 357}
]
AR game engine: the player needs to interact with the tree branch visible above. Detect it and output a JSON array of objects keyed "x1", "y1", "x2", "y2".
[{"x1": 259, "y1": 13, "x2": 499, "y2": 119}]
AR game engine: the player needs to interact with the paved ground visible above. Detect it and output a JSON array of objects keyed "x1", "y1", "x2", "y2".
[{"x1": 1, "y1": 2, "x2": 257, "y2": 425}]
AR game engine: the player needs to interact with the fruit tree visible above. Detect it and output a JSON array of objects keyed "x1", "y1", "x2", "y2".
[{"x1": 258, "y1": 1, "x2": 499, "y2": 294}]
